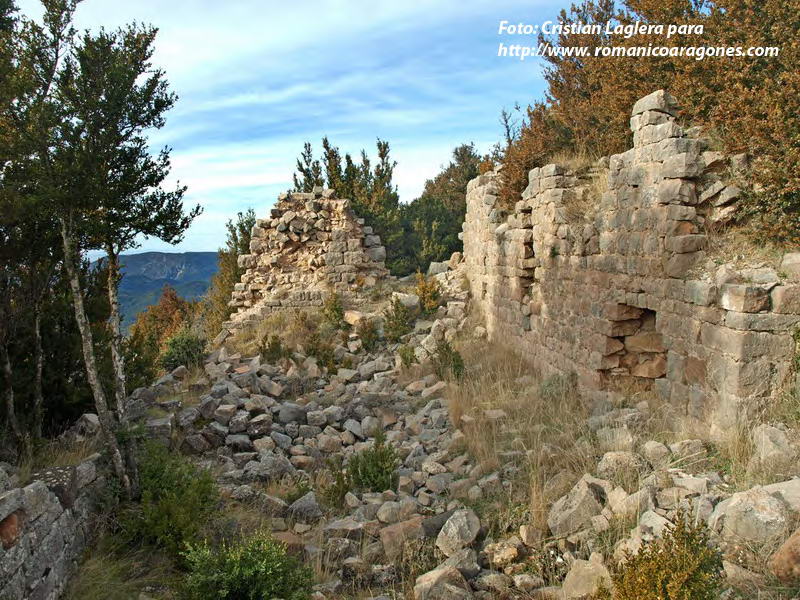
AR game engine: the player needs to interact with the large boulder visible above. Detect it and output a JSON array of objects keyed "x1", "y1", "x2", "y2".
[
  {"x1": 413, "y1": 566, "x2": 473, "y2": 600},
  {"x1": 748, "y1": 424, "x2": 795, "y2": 475},
  {"x1": 436, "y1": 509, "x2": 481, "y2": 557},
  {"x1": 380, "y1": 516, "x2": 425, "y2": 559},
  {"x1": 288, "y1": 491, "x2": 323, "y2": 522},
  {"x1": 710, "y1": 486, "x2": 789, "y2": 544},
  {"x1": 562, "y1": 553, "x2": 612, "y2": 599},
  {"x1": 770, "y1": 526, "x2": 800, "y2": 583},
  {"x1": 596, "y1": 451, "x2": 649, "y2": 485},
  {"x1": 547, "y1": 475, "x2": 607, "y2": 537}
]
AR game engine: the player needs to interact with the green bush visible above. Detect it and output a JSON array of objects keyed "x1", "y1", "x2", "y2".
[
  {"x1": 122, "y1": 443, "x2": 218, "y2": 561},
  {"x1": 356, "y1": 318, "x2": 379, "y2": 352},
  {"x1": 159, "y1": 329, "x2": 206, "y2": 372},
  {"x1": 349, "y1": 430, "x2": 399, "y2": 493},
  {"x1": 259, "y1": 334, "x2": 292, "y2": 363},
  {"x1": 414, "y1": 272, "x2": 442, "y2": 315},
  {"x1": 322, "y1": 292, "x2": 347, "y2": 330},
  {"x1": 398, "y1": 345, "x2": 417, "y2": 369},
  {"x1": 181, "y1": 529, "x2": 312, "y2": 600},
  {"x1": 431, "y1": 339, "x2": 465, "y2": 380},
  {"x1": 602, "y1": 511, "x2": 723, "y2": 600},
  {"x1": 384, "y1": 297, "x2": 414, "y2": 342},
  {"x1": 305, "y1": 332, "x2": 335, "y2": 371},
  {"x1": 319, "y1": 458, "x2": 353, "y2": 509}
]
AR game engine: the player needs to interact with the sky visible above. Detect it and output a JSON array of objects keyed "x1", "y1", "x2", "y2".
[{"x1": 18, "y1": 0, "x2": 572, "y2": 253}]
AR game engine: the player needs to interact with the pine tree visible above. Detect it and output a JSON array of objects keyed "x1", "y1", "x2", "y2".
[{"x1": 202, "y1": 209, "x2": 256, "y2": 339}]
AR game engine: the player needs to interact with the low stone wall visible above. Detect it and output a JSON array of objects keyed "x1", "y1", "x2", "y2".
[
  {"x1": 223, "y1": 187, "x2": 389, "y2": 336},
  {"x1": 0, "y1": 455, "x2": 106, "y2": 600},
  {"x1": 463, "y1": 90, "x2": 800, "y2": 436}
]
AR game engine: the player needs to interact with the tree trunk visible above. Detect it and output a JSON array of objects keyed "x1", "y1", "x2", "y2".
[
  {"x1": 32, "y1": 304, "x2": 44, "y2": 441},
  {"x1": 59, "y1": 216, "x2": 132, "y2": 498},
  {"x1": 106, "y1": 247, "x2": 127, "y2": 412},
  {"x1": 0, "y1": 339, "x2": 22, "y2": 446},
  {"x1": 105, "y1": 246, "x2": 140, "y2": 498}
]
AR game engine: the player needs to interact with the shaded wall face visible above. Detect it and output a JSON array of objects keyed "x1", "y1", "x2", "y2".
[
  {"x1": 0, "y1": 457, "x2": 105, "y2": 600},
  {"x1": 462, "y1": 91, "x2": 800, "y2": 435}
]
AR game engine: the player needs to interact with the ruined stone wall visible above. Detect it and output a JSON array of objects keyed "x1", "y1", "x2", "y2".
[
  {"x1": 463, "y1": 90, "x2": 800, "y2": 435},
  {"x1": 0, "y1": 454, "x2": 106, "y2": 600},
  {"x1": 224, "y1": 188, "x2": 389, "y2": 333}
]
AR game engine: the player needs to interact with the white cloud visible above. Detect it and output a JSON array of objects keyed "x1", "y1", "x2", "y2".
[{"x1": 15, "y1": 0, "x2": 566, "y2": 253}]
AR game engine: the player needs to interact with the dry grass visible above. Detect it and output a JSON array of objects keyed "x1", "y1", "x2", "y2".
[
  {"x1": 699, "y1": 225, "x2": 786, "y2": 277},
  {"x1": 228, "y1": 309, "x2": 313, "y2": 357},
  {"x1": 63, "y1": 539, "x2": 180, "y2": 600},
  {"x1": 446, "y1": 339, "x2": 598, "y2": 539},
  {"x1": 548, "y1": 149, "x2": 602, "y2": 173},
  {"x1": 17, "y1": 436, "x2": 99, "y2": 485}
]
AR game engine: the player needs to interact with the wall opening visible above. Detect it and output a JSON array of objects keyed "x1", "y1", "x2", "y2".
[{"x1": 602, "y1": 305, "x2": 666, "y2": 390}]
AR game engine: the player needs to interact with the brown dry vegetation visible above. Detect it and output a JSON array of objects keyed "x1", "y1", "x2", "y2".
[
  {"x1": 500, "y1": 0, "x2": 800, "y2": 245},
  {"x1": 445, "y1": 334, "x2": 800, "y2": 554}
]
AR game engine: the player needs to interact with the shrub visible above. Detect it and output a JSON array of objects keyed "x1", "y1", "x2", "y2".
[
  {"x1": 414, "y1": 272, "x2": 442, "y2": 315},
  {"x1": 398, "y1": 345, "x2": 417, "y2": 369},
  {"x1": 259, "y1": 334, "x2": 292, "y2": 363},
  {"x1": 122, "y1": 443, "x2": 218, "y2": 561},
  {"x1": 322, "y1": 292, "x2": 347, "y2": 330},
  {"x1": 305, "y1": 332, "x2": 335, "y2": 371},
  {"x1": 602, "y1": 511, "x2": 723, "y2": 600},
  {"x1": 318, "y1": 458, "x2": 353, "y2": 509},
  {"x1": 349, "y1": 430, "x2": 399, "y2": 493},
  {"x1": 159, "y1": 329, "x2": 206, "y2": 372},
  {"x1": 431, "y1": 339, "x2": 465, "y2": 380},
  {"x1": 384, "y1": 297, "x2": 414, "y2": 342},
  {"x1": 356, "y1": 318, "x2": 379, "y2": 352},
  {"x1": 181, "y1": 529, "x2": 312, "y2": 600}
]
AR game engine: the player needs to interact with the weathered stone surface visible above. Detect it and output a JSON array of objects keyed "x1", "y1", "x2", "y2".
[
  {"x1": 770, "y1": 526, "x2": 800, "y2": 583},
  {"x1": 596, "y1": 451, "x2": 649, "y2": 483},
  {"x1": 288, "y1": 492, "x2": 323, "y2": 522},
  {"x1": 748, "y1": 424, "x2": 795, "y2": 475},
  {"x1": 413, "y1": 566, "x2": 473, "y2": 600},
  {"x1": 380, "y1": 516, "x2": 425, "y2": 559},
  {"x1": 562, "y1": 553, "x2": 612, "y2": 599},
  {"x1": 436, "y1": 509, "x2": 480, "y2": 557},
  {"x1": 548, "y1": 476, "x2": 605, "y2": 537},
  {"x1": 711, "y1": 487, "x2": 789, "y2": 544}
]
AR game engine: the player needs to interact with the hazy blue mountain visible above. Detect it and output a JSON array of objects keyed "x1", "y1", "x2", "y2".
[{"x1": 109, "y1": 252, "x2": 218, "y2": 327}]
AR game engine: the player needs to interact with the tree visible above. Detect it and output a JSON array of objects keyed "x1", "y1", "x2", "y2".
[
  {"x1": 57, "y1": 24, "x2": 199, "y2": 423},
  {"x1": 292, "y1": 142, "x2": 323, "y2": 192},
  {"x1": 292, "y1": 138, "x2": 407, "y2": 273},
  {"x1": 130, "y1": 285, "x2": 198, "y2": 362},
  {"x1": 202, "y1": 209, "x2": 256, "y2": 340},
  {"x1": 403, "y1": 144, "x2": 481, "y2": 271},
  {"x1": 2, "y1": 0, "x2": 192, "y2": 496}
]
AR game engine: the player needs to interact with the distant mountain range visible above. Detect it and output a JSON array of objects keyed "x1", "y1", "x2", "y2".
[{"x1": 111, "y1": 252, "x2": 219, "y2": 327}]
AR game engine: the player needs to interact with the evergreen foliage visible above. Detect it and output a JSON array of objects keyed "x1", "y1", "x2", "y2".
[
  {"x1": 202, "y1": 209, "x2": 256, "y2": 339},
  {"x1": 181, "y1": 530, "x2": 313, "y2": 600},
  {"x1": 292, "y1": 140, "x2": 481, "y2": 275},
  {"x1": 121, "y1": 443, "x2": 218, "y2": 561},
  {"x1": 348, "y1": 430, "x2": 399, "y2": 493},
  {"x1": 602, "y1": 511, "x2": 723, "y2": 600}
]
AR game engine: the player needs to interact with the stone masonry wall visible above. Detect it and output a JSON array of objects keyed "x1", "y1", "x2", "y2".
[
  {"x1": 0, "y1": 454, "x2": 106, "y2": 600},
  {"x1": 224, "y1": 188, "x2": 389, "y2": 335},
  {"x1": 463, "y1": 90, "x2": 800, "y2": 436}
]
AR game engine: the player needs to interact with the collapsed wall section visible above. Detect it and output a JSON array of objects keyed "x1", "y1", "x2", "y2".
[
  {"x1": 224, "y1": 188, "x2": 389, "y2": 334},
  {"x1": 463, "y1": 90, "x2": 800, "y2": 434}
]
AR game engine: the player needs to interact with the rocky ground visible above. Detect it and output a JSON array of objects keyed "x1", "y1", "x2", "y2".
[{"x1": 12, "y1": 255, "x2": 800, "y2": 599}]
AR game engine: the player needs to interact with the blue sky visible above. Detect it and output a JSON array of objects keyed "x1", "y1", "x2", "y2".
[{"x1": 19, "y1": 0, "x2": 571, "y2": 253}]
